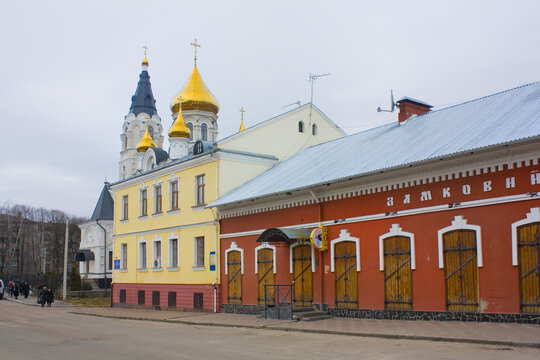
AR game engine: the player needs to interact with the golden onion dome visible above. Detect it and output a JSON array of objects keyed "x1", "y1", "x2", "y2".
[
  {"x1": 137, "y1": 124, "x2": 155, "y2": 152},
  {"x1": 142, "y1": 54, "x2": 149, "y2": 66},
  {"x1": 168, "y1": 108, "x2": 191, "y2": 138},
  {"x1": 170, "y1": 65, "x2": 219, "y2": 115}
]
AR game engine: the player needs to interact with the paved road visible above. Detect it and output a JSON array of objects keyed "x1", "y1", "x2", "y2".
[{"x1": 0, "y1": 300, "x2": 538, "y2": 360}]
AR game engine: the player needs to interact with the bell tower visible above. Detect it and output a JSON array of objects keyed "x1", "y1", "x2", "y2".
[{"x1": 119, "y1": 48, "x2": 164, "y2": 180}]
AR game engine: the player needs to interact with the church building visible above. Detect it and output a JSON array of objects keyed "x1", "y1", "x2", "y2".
[
  {"x1": 110, "y1": 45, "x2": 345, "y2": 311},
  {"x1": 212, "y1": 82, "x2": 540, "y2": 322}
]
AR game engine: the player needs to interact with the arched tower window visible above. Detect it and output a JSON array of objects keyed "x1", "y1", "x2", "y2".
[
  {"x1": 312, "y1": 123, "x2": 317, "y2": 135},
  {"x1": 187, "y1": 123, "x2": 193, "y2": 141},
  {"x1": 148, "y1": 126, "x2": 154, "y2": 139},
  {"x1": 298, "y1": 121, "x2": 304, "y2": 133},
  {"x1": 201, "y1": 123, "x2": 208, "y2": 141}
]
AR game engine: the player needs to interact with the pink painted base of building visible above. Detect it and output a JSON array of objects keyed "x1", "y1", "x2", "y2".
[{"x1": 112, "y1": 283, "x2": 221, "y2": 312}]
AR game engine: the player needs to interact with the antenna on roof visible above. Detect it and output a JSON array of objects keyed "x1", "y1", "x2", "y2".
[
  {"x1": 377, "y1": 90, "x2": 397, "y2": 113},
  {"x1": 309, "y1": 72, "x2": 331, "y2": 104},
  {"x1": 282, "y1": 100, "x2": 301, "y2": 109}
]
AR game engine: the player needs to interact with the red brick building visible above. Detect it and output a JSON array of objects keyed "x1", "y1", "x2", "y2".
[{"x1": 212, "y1": 83, "x2": 540, "y2": 322}]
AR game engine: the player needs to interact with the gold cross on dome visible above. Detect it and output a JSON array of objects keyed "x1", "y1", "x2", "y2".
[
  {"x1": 143, "y1": 44, "x2": 148, "y2": 56},
  {"x1": 190, "y1": 38, "x2": 201, "y2": 65},
  {"x1": 239, "y1": 107, "x2": 245, "y2": 119}
]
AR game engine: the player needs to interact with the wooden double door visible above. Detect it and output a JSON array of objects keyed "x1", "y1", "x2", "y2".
[
  {"x1": 383, "y1": 236, "x2": 412, "y2": 310},
  {"x1": 334, "y1": 241, "x2": 358, "y2": 308},
  {"x1": 517, "y1": 223, "x2": 540, "y2": 313},
  {"x1": 443, "y1": 230, "x2": 479, "y2": 312},
  {"x1": 227, "y1": 251, "x2": 242, "y2": 304},
  {"x1": 292, "y1": 245, "x2": 313, "y2": 307}
]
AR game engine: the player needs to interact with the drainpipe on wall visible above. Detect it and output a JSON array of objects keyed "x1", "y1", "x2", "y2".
[
  {"x1": 308, "y1": 190, "x2": 324, "y2": 308},
  {"x1": 96, "y1": 220, "x2": 107, "y2": 290},
  {"x1": 210, "y1": 153, "x2": 219, "y2": 313}
]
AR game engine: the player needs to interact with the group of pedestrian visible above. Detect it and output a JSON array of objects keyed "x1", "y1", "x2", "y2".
[
  {"x1": 7, "y1": 280, "x2": 31, "y2": 299},
  {"x1": 37, "y1": 283, "x2": 54, "y2": 307}
]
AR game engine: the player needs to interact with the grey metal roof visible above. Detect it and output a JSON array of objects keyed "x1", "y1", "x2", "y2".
[
  {"x1": 149, "y1": 147, "x2": 169, "y2": 165},
  {"x1": 212, "y1": 81, "x2": 540, "y2": 207},
  {"x1": 129, "y1": 69, "x2": 157, "y2": 116},
  {"x1": 90, "y1": 183, "x2": 114, "y2": 220}
]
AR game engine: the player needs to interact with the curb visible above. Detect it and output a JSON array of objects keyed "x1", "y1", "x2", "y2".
[
  {"x1": 68, "y1": 311, "x2": 540, "y2": 349},
  {"x1": 4, "y1": 296, "x2": 73, "y2": 307}
]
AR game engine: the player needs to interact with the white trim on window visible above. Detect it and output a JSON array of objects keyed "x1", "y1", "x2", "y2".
[
  {"x1": 255, "y1": 242, "x2": 276, "y2": 274},
  {"x1": 152, "y1": 235, "x2": 162, "y2": 270},
  {"x1": 168, "y1": 232, "x2": 179, "y2": 270},
  {"x1": 138, "y1": 238, "x2": 148, "y2": 270},
  {"x1": 168, "y1": 174, "x2": 179, "y2": 212},
  {"x1": 379, "y1": 224, "x2": 416, "y2": 271},
  {"x1": 121, "y1": 243, "x2": 127, "y2": 270},
  {"x1": 437, "y1": 215, "x2": 483, "y2": 269},
  {"x1": 225, "y1": 242, "x2": 244, "y2": 275},
  {"x1": 330, "y1": 229, "x2": 360, "y2": 272},
  {"x1": 289, "y1": 242, "x2": 315, "y2": 273},
  {"x1": 511, "y1": 207, "x2": 540, "y2": 266}
]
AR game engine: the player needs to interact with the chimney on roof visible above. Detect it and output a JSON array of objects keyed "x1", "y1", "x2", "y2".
[{"x1": 397, "y1": 97, "x2": 433, "y2": 123}]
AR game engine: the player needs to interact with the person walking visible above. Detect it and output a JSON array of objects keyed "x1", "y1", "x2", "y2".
[
  {"x1": 38, "y1": 286, "x2": 47, "y2": 307},
  {"x1": 22, "y1": 282, "x2": 30, "y2": 298},
  {"x1": 45, "y1": 288, "x2": 54, "y2": 307},
  {"x1": 12, "y1": 283, "x2": 19, "y2": 300}
]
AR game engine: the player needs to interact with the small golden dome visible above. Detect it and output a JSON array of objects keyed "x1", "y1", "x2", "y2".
[
  {"x1": 137, "y1": 124, "x2": 155, "y2": 152},
  {"x1": 142, "y1": 54, "x2": 149, "y2": 66},
  {"x1": 168, "y1": 108, "x2": 191, "y2": 138},
  {"x1": 170, "y1": 65, "x2": 219, "y2": 115}
]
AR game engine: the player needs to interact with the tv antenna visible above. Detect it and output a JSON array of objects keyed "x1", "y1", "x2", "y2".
[
  {"x1": 309, "y1": 72, "x2": 331, "y2": 104},
  {"x1": 282, "y1": 100, "x2": 301, "y2": 109},
  {"x1": 377, "y1": 90, "x2": 397, "y2": 113}
]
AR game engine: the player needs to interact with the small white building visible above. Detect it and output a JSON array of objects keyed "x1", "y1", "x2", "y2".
[{"x1": 76, "y1": 183, "x2": 114, "y2": 288}]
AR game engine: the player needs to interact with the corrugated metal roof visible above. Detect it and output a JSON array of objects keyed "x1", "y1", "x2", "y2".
[{"x1": 212, "y1": 82, "x2": 540, "y2": 207}]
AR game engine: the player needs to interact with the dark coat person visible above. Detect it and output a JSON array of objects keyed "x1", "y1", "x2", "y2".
[
  {"x1": 12, "y1": 285, "x2": 19, "y2": 300},
  {"x1": 46, "y1": 289, "x2": 54, "y2": 307},
  {"x1": 38, "y1": 286, "x2": 47, "y2": 307}
]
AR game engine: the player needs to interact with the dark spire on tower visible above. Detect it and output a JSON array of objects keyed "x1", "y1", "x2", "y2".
[{"x1": 129, "y1": 57, "x2": 157, "y2": 116}]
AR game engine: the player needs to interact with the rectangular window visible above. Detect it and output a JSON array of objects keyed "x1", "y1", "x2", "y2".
[
  {"x1": 168, "y1": 292, "x2": 177, "y2": 307},
  {"x1": 122, "y1": 195, "x2": 128, "y2": 220},
  {"x1": 121, "y1": 243, "x2": 127, "y2": 269},
  {"x1": 154, "y1": 185, "x2": 162, "y2": 214},
  {"x1": 194, "y1": 236, "x2": 204, "y2": 268},
  {"x1": 169, "y1": 238, "x2": 178, "y2": 268},
  {"x1": 138, "y1": 290, "x2": 145, "y2": 305},
  {"x1": 152, "y1": 291, "x2": 160, "y2": 306},
  {"x1": 119, "y1": 289, "x2": 126, "y2": 303},
  {"x1": 108, "y1": 251, "x2": 113, "y2": 270},
  {"x1": 196, "y1": 175, "x2": 205, "y2": 206},
  {"x1": 170, "y1": 180, "x2": 179, "y2": 211},
  {"x1": 153, "y1": 240, "x2": 162, "y2": 268},
  {"x1": 140, "y1": 189, "x2": 148, "y2": 217},
  {"x1": 139, "y1": 241, "x2": 147, "y2": 269}
]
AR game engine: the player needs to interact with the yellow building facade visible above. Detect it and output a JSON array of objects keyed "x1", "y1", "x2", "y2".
[{"x1": 111, "y1": 49, "x2": 345, "y2": 311}]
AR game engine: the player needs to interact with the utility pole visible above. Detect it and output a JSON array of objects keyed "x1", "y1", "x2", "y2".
[{"x1": 63, "y1": 219, "x2": 69, "y2": 300}]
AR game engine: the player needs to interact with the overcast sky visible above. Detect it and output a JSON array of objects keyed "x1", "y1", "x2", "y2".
[{"x1": 1, "y1": 1, "x2": 539, "y2": 218}]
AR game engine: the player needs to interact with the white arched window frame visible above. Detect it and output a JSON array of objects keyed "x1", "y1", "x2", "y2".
[
  {"x1": 437, "y1": 215, "x2": 483, "y2": 269},
  {"x1": 201, "y1": 123, "x2": 208, "y2": 141},
  {"x1": 187, "y1": 122, "x2": 193, "y2": 140},
  {"x1": 289, "y1": 242, "x2": 315, "y2": 273},
  {"x1": 254, "y1": 242, "x2": 276, "y2": 274},
  {"x1": 511, "y1": 207, "x2": 540, "y2": 266},
  {"x1": 330, "y1": 229, "x2": 360, "y2": 272},
  {"x1": 225, "y1": 241, "x2": 244, "y2": 275},
  {"x1": 379, "y1": 224, "x2": 416, "y2": 271}
]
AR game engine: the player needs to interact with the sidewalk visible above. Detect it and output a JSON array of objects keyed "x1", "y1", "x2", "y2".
[
  {"x1": 5, "y1": 295, "x2": 540, "y2": 348},
  {"x1": 4, "y1": 294, "x2": 73, "y2": 307}
]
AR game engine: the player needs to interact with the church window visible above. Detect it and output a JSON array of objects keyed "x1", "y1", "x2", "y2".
[
  {"x1": 194, "y1": 141, "x2": 204, "y2": 155},
  {"x1": 187, "y1": 123, "x2": 193, "y2": 141},
  {"x1": 196, "y1": 175, "x2": 205, "y2": 206},
  {"x1": 312, "y1": 123, "x2": 317, "y2": 135},
  {"x1": 201, "y1": 123, "x2": 208, "y2": 141},
  {"x1": 140, "y1": 189, "x2": 148, "y2": 217},
  {"x1": 122, "y1": 195, "x2": 128, "y2": 220},
  {"x1": 170, "y1": 181, "x2": 179, "y2": 211},
  {"x1": 154, "y1": 185, "x2": 162, "y2": 214},
  {"x1": 123, "y1": 136, "x2": 128, "y2": 150},
  {"x1": 148, "y1": 126, "x2": 154, "y2": 139},
  {"x1": 298, "y1": 121, "x2": 304, "y2": 133}
]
